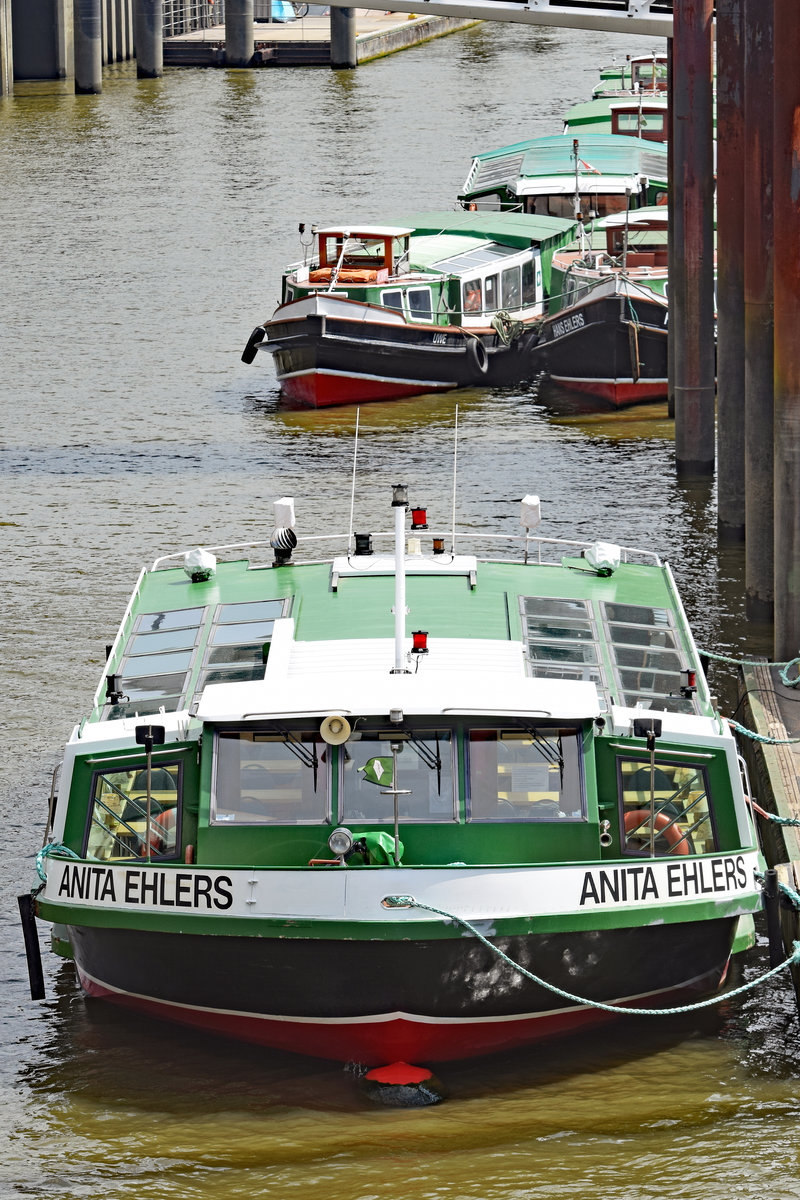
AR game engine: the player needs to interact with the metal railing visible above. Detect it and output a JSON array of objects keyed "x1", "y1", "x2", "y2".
[{"x1": 163, "y1": 0, "x2": 226, "y2": 37}]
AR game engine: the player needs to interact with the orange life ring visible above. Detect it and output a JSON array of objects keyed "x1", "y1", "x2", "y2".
[
  {"x1": 140, "y1": 807, "x2": 177, "y2": 855},
  {"x1": 624, "y1": 809, "x2": 690, "y2": 855}
]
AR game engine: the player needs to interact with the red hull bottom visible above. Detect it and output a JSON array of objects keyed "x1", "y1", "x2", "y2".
[
  {"x1": 279, "y1": 370, "x2": 454, "y2": 408},
  {"x1": 550, "y1": 376, "x2": 667, "y2": 408},
  {"x1": 77, "y1": 967, "x2": 724, "y2": 1067}
]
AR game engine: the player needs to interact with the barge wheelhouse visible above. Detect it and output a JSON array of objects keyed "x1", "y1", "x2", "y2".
[{"x1": 34, "y1": 492, "x2": 762, "y2": 1067}]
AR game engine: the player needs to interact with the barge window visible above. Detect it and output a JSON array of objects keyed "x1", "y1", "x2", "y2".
[
  {"x1": 381, "y1": 290, "x2": 404, "y2": 312},
  {"x1": 212, "y1": 730, "x2": 328, "y2": 825},
  {"x1": 85, "y1": 762, "x2": 181, "y2": 861},
  {"x1": 501, "y1": 265, "x2": 521, "y2": 310},
  {"x1": 522, "y1": 259, "x2": 539, "y2": 305},
  {"x1": 340, "y1": 731, "x2": 455, "y2": 823},
  {"x1": 483, "y1": 274, "x2": 499, "y2": 313},
  {"x1": 463, "y1": 279, "x2": 482, "y2": 312},
  {"x1": 618, "y1": 757, "x2": 716, "y2": 856},
  {"x1": 407, "y1": 287, "x2": 433, "y2": 322},
  {"x1": 468, "y1": 729, "x2": 584, "y2": 822}
]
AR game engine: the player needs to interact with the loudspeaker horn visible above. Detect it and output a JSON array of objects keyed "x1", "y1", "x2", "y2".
[{"x1": 320, "y1": 714, "x2": 352, "y2": 745}]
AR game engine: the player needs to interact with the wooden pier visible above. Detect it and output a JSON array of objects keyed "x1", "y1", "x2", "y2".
[
  {"x1": 736, "y1": 660, "x2": 800, "y2": 1000},
  {"x1": 163, "y1": 11, "x2": 479, "y2": 67}
]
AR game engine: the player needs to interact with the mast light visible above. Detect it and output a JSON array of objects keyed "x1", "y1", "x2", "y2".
[{"x1": 411, "y1": 631, "x2": 429, "y2": 655}]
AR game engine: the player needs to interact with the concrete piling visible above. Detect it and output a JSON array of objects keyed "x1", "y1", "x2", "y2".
[
  {"x1": 133, "y1": 0, "x2": 163, "y2": 75},
  {"x1": 225, "y1": 0, "x2": 254, "y2": 66},
  {"x1": 74, "y1": 0, "x2": 103, "y2": 91},
  {"x1": 670, "y1": 0, "x2": 716, "y2": 476},
  {"x1": 330, "y1": 6, "x2": 357, "y2": 68}
]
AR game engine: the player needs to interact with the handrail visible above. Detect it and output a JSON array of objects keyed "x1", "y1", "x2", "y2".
[{"x1": 151, "y1": 531, "x2": 661, "y2": 570}]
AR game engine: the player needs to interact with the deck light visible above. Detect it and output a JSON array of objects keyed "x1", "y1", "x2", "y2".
[
  {"x1": 389, "y1": 708, "x2": 404, "y2": 724},
  {"x1": 432, "y1": 537, "x2": 445, "y2": 555},
  {"x1": 183, "y1": 548, "x2": 216, "y2": 583},
  {"x1": 391, "y1": 484, "x2": 408, "y2": 508},
  {"x1": 680, "y1": 669, "x2": 697, "y2": 699},
  {"x1": 411, "y1": 507, "x2": 428, "y2": 530},
  {"x1": 328, "y1": 827, "x2": 354, "y2": 858},
  {"x1": 354, "y1": 532, "x2": 373, "y2": 556},
  {"x1": 411, "y1": 631, "x2": 429, "y2": 655}
]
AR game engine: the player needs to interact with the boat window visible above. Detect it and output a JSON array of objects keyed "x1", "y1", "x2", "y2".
[
  {"x1": 522, "y1": 259, "x2": 538, "y2": 305},
  {"x1": 84, "y1": 761, "x2": 182, "y2": 861},
  {"x1": 502, "y1": 265, "x2": 522, "y2": 310},
  {"x1": 339, "y1": 731, "x2": 456, "y2": 823},
  {"x1": 613, "y1": 112, "x2": 666, "y2": 139},
  {"x1": 601, "y1": 602, "x2": 696, "y2": 714},
  {"x1": 105, "y1": 607, "x2": 205, "y2": 719},
  {"x1": 618, "y1": 757, "x2": 716, "y2": 856},
  {"x1": 381, "y1": 290, "x2": 404, "y2": 312},
  {"x1": 407, "y1": 287, "x2": 433, "y2": 322},
  {"x1": 195, "y1": 599, "x2": 288, "y2": 694},
  {"x1": 212, "y1": 730, "x2": 328, "y2": 825},
  {"x1": 520, "y1": 596, "x2": 608, "y2": 709},
  {"x1": 483, "y1": 274, "x2": 499, "y2": 313},
  {"x1": 463, "y1": 279, "x2": 482, "y2": 313},
  {"x1": 467, "y1": 729, "x2": 584, "y2": 822}
]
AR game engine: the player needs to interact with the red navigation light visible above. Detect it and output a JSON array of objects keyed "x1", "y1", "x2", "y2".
[
  {"x1": 411, "y1": 630, "x2": 429, "y2": 655},
  {"x1": 411, "y1": 507, "x2": 428, "y2": 530}
]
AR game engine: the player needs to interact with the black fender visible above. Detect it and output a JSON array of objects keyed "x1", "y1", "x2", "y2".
[
  {"x1": 241, "y1": 325, "x2": 266, "y2": 364},
  {"x1": 465, "y1": 336, "x2": 489, "y2": 378}
]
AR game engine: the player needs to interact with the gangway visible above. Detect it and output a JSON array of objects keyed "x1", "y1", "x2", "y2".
[{"x1": 326, "y1": 0, "x2": 676, "y2": 37}]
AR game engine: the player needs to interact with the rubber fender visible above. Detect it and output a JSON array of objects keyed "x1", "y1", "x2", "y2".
[
  {"x1": 465, "y1": 336, "x2": 489, "y2": 378},
  {"x1": 241, "y1": 325, "x2": 266, "y2": 364}
]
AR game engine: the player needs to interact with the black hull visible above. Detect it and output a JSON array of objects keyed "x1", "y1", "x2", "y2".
[
  {"x1": 70, "y1": 917, "x2": 737, "y2": 1064},
  {"x1": 263, "y1": 310, "x2": 530, "y2": 405},
  {"x1": 533, "y1": 291, "x2": 669, "y2": 406}
]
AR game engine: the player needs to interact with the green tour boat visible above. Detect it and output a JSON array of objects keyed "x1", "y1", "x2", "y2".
[{"x1": 25, "y1": 480, "x2": 763, "y2": 1068}]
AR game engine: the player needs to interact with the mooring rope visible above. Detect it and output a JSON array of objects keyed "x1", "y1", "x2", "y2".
[
  {"x1": 382, "y1": 896, "x2": 800, "y2": 1016},
  {"x1": 726, "y1": 717, "x2": 800, "y2": 746},
  {"x1": 746, "y1": 794, "x2": 800, "y2": 828},
  {"x1": 35, "y1": 842, "x2": 80, "y2": 883},
  {"x1": 698, "y1": 647, "x2": 800, "y2": 690}
]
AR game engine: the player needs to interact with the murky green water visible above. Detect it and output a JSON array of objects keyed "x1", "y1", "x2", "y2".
[{"x1": 1, "y1": 22, "x2": 796, "y2": 1200}]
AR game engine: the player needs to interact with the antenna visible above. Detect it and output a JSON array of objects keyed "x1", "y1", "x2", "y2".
[
  {"x1": 347, "y1": 408, "x2": 360, "y2": 554},
  {"x1": 451, "y1": 404, "x2": 459, "y2": 553}
]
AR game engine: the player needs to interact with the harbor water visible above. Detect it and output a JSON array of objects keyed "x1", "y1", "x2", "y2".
[{"x1": 2, "y1": 21, "x2": 800, "y2": 1199}]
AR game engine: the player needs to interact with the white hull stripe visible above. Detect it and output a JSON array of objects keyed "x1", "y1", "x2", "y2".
[
  {"x1": 78, "y1": 965, "x2": 719, "y2": 1027},
  {"x1": 276, "y1": 366, "x2": 454, "y2": 388},
  {"x1": 45, "y1": 852, "x2": 761, "y2": 921},
  {"x1": 551, "y1": 374, "x2": 668, "y2": 386}
]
